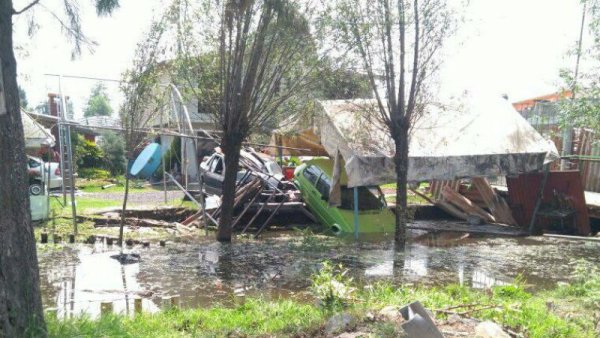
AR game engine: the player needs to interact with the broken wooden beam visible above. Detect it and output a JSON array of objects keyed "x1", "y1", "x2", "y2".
[
  {"x1": 441, "y1": 186, "x2": 496, "y2": 223},
  {"x1": 471, "y1": 177, "x2": 517, "y2": 226}
]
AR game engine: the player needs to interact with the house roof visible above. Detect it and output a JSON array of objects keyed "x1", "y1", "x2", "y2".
[
  {"x1": 512, "y1": 91, "x2": 572, "y2": 112},
  {"x1": 22, "y1": 111, "x2": 55, "y2": 148}
]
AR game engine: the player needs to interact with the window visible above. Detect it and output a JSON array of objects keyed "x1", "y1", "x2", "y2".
[
  {"x1": 28, "y1": 158, "x2": 41, "y2": 168},
  {"x1": 316, "y1": 174, "x2": 331, "y2": 201},
  {"x1": 339, "y1": 186, "x2": 385, "y2": 211},
  {"x1": 266, "y1": 161, "x2": 283, "y2": 176},
  {"x1": 303, "y1": 165, "x2": 321, "y2": 185},
  {"x1": 210, "y1": 156, "x2": 224, "y2": 175}
]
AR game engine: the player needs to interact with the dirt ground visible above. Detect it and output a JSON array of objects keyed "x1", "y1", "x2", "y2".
[{"x1": 83, "y1": 190, "x2": 185, "y2": 205}]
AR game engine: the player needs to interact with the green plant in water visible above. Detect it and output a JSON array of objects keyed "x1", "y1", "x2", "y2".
[
  {"x1": 311, "y1": 261, "x2": 356, "y2": 312},
  {"x1": 556, "y1": 260, "x2": 600, "y2": 308},
  {"x1": 294, "y1": 228, "x2": 326, "y2": 251}
]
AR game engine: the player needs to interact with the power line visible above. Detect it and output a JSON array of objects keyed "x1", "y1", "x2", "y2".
[{"x1": 44, "y1": 74, "x2": 123, "y2": 83}]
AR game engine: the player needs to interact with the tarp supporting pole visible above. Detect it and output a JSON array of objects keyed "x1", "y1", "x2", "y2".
[{"x1": 353, "y1": 187, "x2": 359, "y2": 240}]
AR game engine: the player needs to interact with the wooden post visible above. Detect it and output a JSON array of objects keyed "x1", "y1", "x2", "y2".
[
  {"x1": 134, "y1": 298, "x2": 143, "y2": 314},
  {"x1": 100, "y1": 302, "x2": 113, "y2": 316},
  {"x1": 170, "y1": 295, "x2": 180, "y2": 308},
  {"x1": 68, "y1": 234, "x2": 75, "y2": 243},
  {"x1": 199, "y1": 176, "x2": 208, "y2": 237},
  {"x1": 161, "y1": 296, "x2": 172, "y2": 309},
  {"x1": 143, "y1": 241, "x2": 150, "y2": 248},
  {"x1": 53, "y1": 235, "x2": 61, "y2": 244},
  {"x1": 0, "y1": 59, "x2": 6, "y2": 115},
  {"x1": 159, "y1": 240, "x2": 166, "y2": 247},
  {"x1": 353, "y1": 187, "x2": 359, "y2": 240},
  {"x1": 106, "y1": 237, "x2": 114, "y2": 245},
  {"x1": 40, "y1": 232, "x2": 48, "y2": 244}
]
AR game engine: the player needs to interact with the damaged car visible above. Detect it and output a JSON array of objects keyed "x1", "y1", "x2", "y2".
[{"x1": 294, "y1": 158, "x2": 395, "y2": 235}]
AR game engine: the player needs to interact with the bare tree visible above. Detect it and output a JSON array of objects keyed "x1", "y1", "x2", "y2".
[
  {"x1": 333, "y1": 0, "x2": 455, "y2": 243},
  {"x1": 0, "y1": 0, "x2": 119, "y2": 336},
  {"x1": 160, "y1": 0, "x2": 319, "y2": 241},
  {"x1": 214, "y1": 0, "x2": 320, "y2": 241},
  {"x1": 118, "y1": 21, "x2": 168, "y2": 247}
]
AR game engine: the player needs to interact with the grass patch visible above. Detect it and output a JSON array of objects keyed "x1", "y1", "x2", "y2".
[
  {"x1": 44, "y1": 262, "x2": 600, "y2": 338},
  {"x1": 47, "y1": 299, "x2": 324, "y2": 338},
  {"x1": 77, "y1": 177, "x2": 151, "y2": 193}
]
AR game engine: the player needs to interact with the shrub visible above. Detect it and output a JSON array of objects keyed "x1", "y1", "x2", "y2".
[
  {"x1": 78, "y1": 168, "x2": 111, "y2": 180},
  {"x1": 98, "y1": 132, "x2": 126, "y2": 176},
  {"x1": 311, "y1": 261, "x2": 355, "y2": 312}
]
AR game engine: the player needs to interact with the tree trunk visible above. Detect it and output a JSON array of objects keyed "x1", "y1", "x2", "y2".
[
  {"x1": 0, "y1": 1, "x2": 47, "y2": 336},
  {"x1": 393, "y1": 124, "x2": 410, "y2": 244},
  {"x1": 119, "y1": 174, "x2": 130, "y2": 248},
  {"x1": 217, "y1": 138, "x2": 242, "y2": 242}
]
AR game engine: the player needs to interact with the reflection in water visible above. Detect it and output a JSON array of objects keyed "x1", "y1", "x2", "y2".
[
  {"x1": 38, "y1": 229, "x2": 600, "y2": 318},
  {"x1": 48, "y1": 244, "x2": 159, "y2": 318}
]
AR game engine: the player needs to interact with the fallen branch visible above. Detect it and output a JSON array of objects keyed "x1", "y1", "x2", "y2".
[{"x1": 435, "y1": 304, "x2": 499, "y2": 316}]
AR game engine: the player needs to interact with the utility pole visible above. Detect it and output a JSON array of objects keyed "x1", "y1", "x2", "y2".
[{"x1": 562, "y1": 2, "x2": 587, "y2": 170}]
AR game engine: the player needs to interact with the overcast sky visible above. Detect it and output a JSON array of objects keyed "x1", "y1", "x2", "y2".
[{"x1": 12, "y1": 0, "x2": 585, "y2": 118}]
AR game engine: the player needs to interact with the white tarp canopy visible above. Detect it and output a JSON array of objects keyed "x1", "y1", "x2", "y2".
[
  {"x1": 316, "y1": 96, "x2": 559, "y2": 187},
  {"x1": 22, "y1": 111, "x2": 55, "y2": 149}
]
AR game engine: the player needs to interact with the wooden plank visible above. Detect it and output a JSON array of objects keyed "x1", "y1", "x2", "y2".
[
  {"x1": 441, "y1": 186, "x2": 496, "y2": 223},
  {"x1": 435, "y1": 200, "x2": 470, "y2": 221},
  {"x1": 472, "y1": 177, "x2": 517, "y2": 226},
  {"x1": 407, "y1": 221, "x2": 529, "y2": 236}
]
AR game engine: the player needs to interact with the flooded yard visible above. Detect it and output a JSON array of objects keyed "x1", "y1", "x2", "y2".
[{"x1": 38, "y1": 225, "x2": 600, "y2": 319}]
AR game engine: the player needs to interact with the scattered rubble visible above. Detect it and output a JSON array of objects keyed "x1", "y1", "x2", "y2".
[{"x1": 474, "y1": 321, "x2": 511, "y2": 338}]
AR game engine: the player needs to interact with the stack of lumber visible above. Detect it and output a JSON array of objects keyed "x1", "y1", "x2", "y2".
[
  {"x1": 181, "y1": 176, "x2": 264, "y2": 227},
  {"x1": 429, "y1": 178, "x2": 517, "y2": 226}
]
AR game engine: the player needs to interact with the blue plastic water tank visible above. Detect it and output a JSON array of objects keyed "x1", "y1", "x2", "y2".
[{"x1": 129, "y1": 143, "x2": 162, "y2": 179}]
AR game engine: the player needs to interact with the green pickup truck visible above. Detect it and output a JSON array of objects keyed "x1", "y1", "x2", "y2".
[{"x1": 293, "y1": 158, "x2": 395, "y2": 235}]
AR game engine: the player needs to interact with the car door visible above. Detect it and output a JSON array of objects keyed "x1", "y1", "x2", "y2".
[
  {"x1": 301, "y1": 166, "x2": 332, "y2": 225},
  {"x1": 203, "y1": 155, "x2": 225, "y2": 195},
  {"x1": 314, "y1": 173, "x2": 340, "y2": 227}
]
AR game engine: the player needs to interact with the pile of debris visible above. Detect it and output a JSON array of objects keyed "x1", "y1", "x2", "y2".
[
  {"x1": 181, "y1": 148, "x2": 309, "y2": 236},
  {"x1": 413, "y1": 178, "x2": 517, "y2": 227}
]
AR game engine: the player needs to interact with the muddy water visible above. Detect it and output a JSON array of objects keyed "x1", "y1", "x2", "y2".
[{"x1": 38, "y1": 227, "x2": 600, "y2": 318}]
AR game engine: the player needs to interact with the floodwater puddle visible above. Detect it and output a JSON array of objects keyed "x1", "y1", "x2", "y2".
[{"x1": 38, "y1": 225, "x2": 600, "y2": 318}]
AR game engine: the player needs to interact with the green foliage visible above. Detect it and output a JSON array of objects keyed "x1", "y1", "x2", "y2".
[
  {"x1": 47, "y1": 299, "x2": 323, "y2": 338},
  {"x1": 360, "y1": 281, "x2": 590, "y2": 338},
  {"x1": 71, "y1": 132, "x2": 105, "y2": 171},
  {"x1": 42, "y1": 263, "x2": 600, "y2": 338},
  {"x1": 78, "y1": 168, "x2": 111, "y2": 180},
  {"x1": 557, "y1": 1, "x2": 600, "y2": 135},
  {"x1": 99, "y1": 131, "x2": 126, "y2": 175},
  {"x1": 558, "y1": 92, "x2": 600, "y2": 134},
  {"x1": 311, "y1": 261, "x2": 356, "y2": 312},
  {"x1": 94, "y1": 0, "x2": 120, "y2": 16},
  {"x1": 314, "y1": 57, "x2": 372, "y2": 100},
  {"x1": 294, "y1": 228, "x2": 327, "y2": 251},
  {"x1": 80, "y1": 141, "x2": 105, "y2": 168},
  {"x1": 555, "y1": 260, "x2": 600, "y2": 306},
  {"x1": 18, "y1": 85, "x2": 28, "y2": 108},
  {"x1": 84, "y1": 82, "x2": 114, "y2": 117}
]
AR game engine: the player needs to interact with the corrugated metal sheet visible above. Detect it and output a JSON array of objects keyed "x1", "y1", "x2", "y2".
[
  {"x1": 506, "y1": 171, "x2": 590, "y2": 235},
  {"x1": 577, "y1": 129, "x2": 600, "y2": 193}
]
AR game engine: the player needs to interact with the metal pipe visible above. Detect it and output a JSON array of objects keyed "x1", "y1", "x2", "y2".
[
  {"x1": 50, "y1": 121, "x2": 310, "y2": 151},
  {"x1": 164, "y1": 172, "x2": 201, "y2": 209}
]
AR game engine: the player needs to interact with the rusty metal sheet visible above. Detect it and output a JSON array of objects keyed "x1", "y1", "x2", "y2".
[{"x1": 507, "y1": 171, "x2": 590, "y2": 235}]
